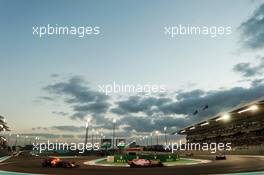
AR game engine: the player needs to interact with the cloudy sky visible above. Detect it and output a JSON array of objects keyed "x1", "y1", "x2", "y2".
[{"x1": 1, "y1": 0, "x2": 264, "y2": 142}]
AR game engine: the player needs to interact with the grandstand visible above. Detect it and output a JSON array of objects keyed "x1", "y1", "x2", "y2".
[{"x1": 177, "y1": 97, "x2": 264, "y2": 149}]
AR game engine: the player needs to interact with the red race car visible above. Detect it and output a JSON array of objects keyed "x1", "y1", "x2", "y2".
[
  {"x1": 128, "y1": 159, "x2": 163, "y2": 168},
  {"x1": 42, "y1": 157, "x2": 79, "y2": 168}
]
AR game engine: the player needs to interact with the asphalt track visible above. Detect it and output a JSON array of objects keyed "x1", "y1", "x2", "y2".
[{"x1": 0, "y1": 154, "x2": 264, "y2": 175}]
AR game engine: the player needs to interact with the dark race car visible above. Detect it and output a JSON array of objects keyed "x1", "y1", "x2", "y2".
[
  {"x1": 215, "y1": 154, "x2": 226, "y2": 160},
  {"x1": 42, "y1": 157, "x2": 79, "y2": 168},
  {"x1": 128, "y1": 159, "x2": 163, "y2": 168}
]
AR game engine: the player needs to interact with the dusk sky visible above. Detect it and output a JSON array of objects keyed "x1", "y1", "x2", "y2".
[{"x1": 1, "y1": 0, "x2": 264, "y2": 142}]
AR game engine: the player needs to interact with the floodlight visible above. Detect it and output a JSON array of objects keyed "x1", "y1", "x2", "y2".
[
  {"x1": 190, "y1": 126, "x2": 195, "y2": 130},
  {"x1": 238, "y1": 105, "x2": 259, "y2": 114},
  {"x1": 222, "y1": 114, "x2": 230, "y2": 121},
  {"x1": 85, "y1": 118, "x2": 90, "y2": 128},
  {"x1": 249, "y1": 105, "x2": 258, "y2": 111},
  {"x1": 216, "y1": 114, "x2": 230, "y2": 121},
  {"x1": 200, "y1": 122, "x2": 209, "y2": 126}
]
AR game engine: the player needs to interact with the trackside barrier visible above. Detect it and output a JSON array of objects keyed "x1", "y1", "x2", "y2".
[{"x1": 113, "y1": 154, "x2": 180, "y2": 163}]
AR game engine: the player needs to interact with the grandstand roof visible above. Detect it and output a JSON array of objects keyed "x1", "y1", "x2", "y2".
[{"x1": 174, "y1": 96, "x2": 264, "y2": 135}]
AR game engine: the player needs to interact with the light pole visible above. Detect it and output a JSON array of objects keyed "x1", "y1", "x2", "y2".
[
  {"x1": 92, "y1": 129, "x2": 95, "y2": 146},
  {"x1": 164, "y1": 126, "x2": 168, "y2": 145},
  {"x1": 14, "y1": 134, "x2": 19, "y2": 147},
  {"x1": 8, "y1": 133, "x2": 11, "y2": 144},
  {"x1": 24, "y1": 136, "x2": 28, "y2": 146},
  {"x1": 29, "y1": 137, "x2": 32, "y2": 145},
  {"x1": 35, "y1": 137, "x2": 38, "y2": 145},
  {"x1": 155, "y1": 131, "x2": 159, "y2": 145},
  {"x1": 150, "y1": 133, "x2": 153, "y2": 150},
  {"x1": 112, "y1": 119, "x2": 116, "y2": 154},
  {"x1": 96, "y1": 131, "x2": 99, "y2": 143},
  {"x1": 146, "y1": 136, "x2": 148, "y2": 148},
  {"x1": 84, "y1": 119, "x2": 90, "y2": 147},
  {"x1": 100, "y1": 133, "x2": 103, "y2": 145}
]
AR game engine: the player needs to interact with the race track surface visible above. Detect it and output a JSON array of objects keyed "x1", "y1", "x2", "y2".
[{"x1": 0, "y1": 154, "x2": 264, "y2": 175}]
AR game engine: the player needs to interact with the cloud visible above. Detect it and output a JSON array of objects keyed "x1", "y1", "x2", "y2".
[
  {"x1": 120, "y1": 115, "x2": 191, "y2": 132},
  {"x1": 51, "y1": 125, "x2": 85, "y2": 132},
  {"x1": 113, "y1": 82, "x2": 264, "y2": 132},
  {"x1": 38, "y1": 96, "x2": 54, "y2": 101},
  {"x1": 50, "y1": 73, "x2": 60, "y2": 78},
  {"x1": 111, "y1": 96, "x2": 172, "y2": 116},
  {"x1": 43, "y1": 76, "x2": 110, "y2": 121},
  {"x1": 232, "y1": 57, "x2": 264, "y2": 77},
  {"x1": 251, "y1": 78, "x2": 264, "y2": 86},
  {"x1": 41, "y1": 75, "x2": 264, "y2": 136},
  {"x1": 33, "y1": 125, "x2": 86, "y2": 133},
  {"x1": 32, "y1": 123, "x2": 114, "y2": 134},
  {"x1": 32, "y1": 126, "x2": 48, "y2": 131},
  {"x1": 239, "y1": 3, "x2": 264, "y2": 49},
  {"x1": 52, "y1": 111, "x2": 69, "y2": 117},
  {"x1": 20, "y1": 133, "x2": 63, "y2": 139},
  {"x1": 176, "y1": 89, "x2": 205, "y2": 101}
]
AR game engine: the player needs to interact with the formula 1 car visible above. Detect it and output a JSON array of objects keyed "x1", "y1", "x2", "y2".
[
  {"x1": 42, "y1": 157, "x2": 79, "y2": 168},
  {"x1": 128, "y1": 159, "x2": 163, "y2": 168},
  {"x1": 215, "y1": 154, "x2": 226, "y2": 160}
]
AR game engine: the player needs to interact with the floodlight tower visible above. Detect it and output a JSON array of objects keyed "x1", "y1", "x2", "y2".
[
  {"x1": 150, "y1": 132, "x2": 153, "y2": 149},
  {"x1": 112, "y1": 119, "x2": 116, "y2": 154},
  {"x1": 164, "y1": 126, "x2": 168, "y2": 145},
  {"x1": 24, "y1": 136, "x2": 28, "y2": 146},
  {"x1": 155, "y1": 131, "x2": 159, "y2": 145},
  {"x1": 84, "y1": 118, "x2": 90, "y2": 147},
  {"x1": 92, "y1": 129, "x2": 95, "y2": 146},
  {"x1": 14, "y1": 134, "x2": 19, "y2": 147}
]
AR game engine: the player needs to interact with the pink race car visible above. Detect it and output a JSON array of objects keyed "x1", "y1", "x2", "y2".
[{"x1": 128, "y1": 159, "x2": 163, "y2": 168}]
